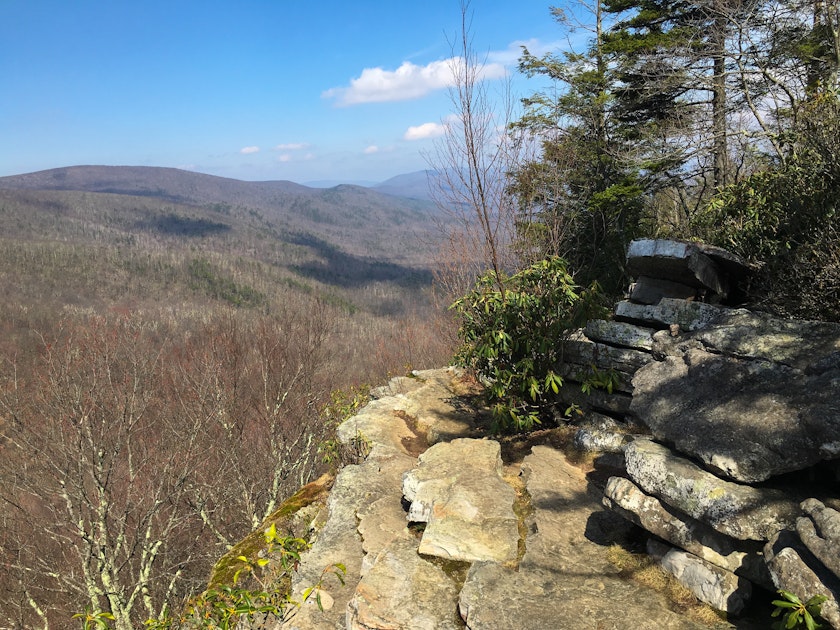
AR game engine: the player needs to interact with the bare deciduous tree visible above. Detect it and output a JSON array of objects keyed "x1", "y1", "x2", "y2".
[
  {"x1": 428, "y1": 1, "x2": 528, "y2": 299},
  {"x1": 0, "y1": 305, "x2": 336, "y2": 629},
  {"x1": 0, "y1": 316, "x2": 207, "y2": 629}
]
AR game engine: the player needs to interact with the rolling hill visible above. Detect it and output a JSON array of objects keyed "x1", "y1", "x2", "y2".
[{"x1": 0, "y1": 165, "x2": 448, "y2": 316}]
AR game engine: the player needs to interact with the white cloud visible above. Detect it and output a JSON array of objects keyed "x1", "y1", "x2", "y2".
[
  {"x1": 488, "y1": 38, "x2": 565, "y2": 66},
  {"x1": 323, "y1": 57, "x2": 506, "y2": 106},
  {"x1": 363, "y1": 145, "x2": 379, "y2": 154},
  {"x1": 277, "y1": 153, "x2": 292, "y2": 162},
  {"x1": 404, "y1": 122, "x2": 446, "y2": 141},
  {"x1": 275, "y1": 143, "x2": 308, "y2": 150},
  {"x1": 240, "y1": 146, "x2": 260, "y2": 154}
]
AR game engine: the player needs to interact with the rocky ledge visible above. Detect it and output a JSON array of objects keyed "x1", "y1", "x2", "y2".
[
  {"x1": 267, "y1": 368, "x2": 717, "y2": 630},
  {"x1": 247, "y1": 239, "x2": 839, "y2": 630},
  {"x1": 577, "y1": 239, "x2": 840, "y2": 627}
]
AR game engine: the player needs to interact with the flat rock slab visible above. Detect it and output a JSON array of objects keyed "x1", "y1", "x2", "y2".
[
  {"x1": 631, "y1": 346, "x2": 840, "y2": 483},
  {"x1": 626, "y1": 238, "x2": 749, "y2": 299},
  {"x1": 626, "y1": 239, "x2": 729, "y2": 297},
  {"x1": 459, "y1": 558, "x2": 708, "y2": 630},
  {"x1": 391, "y1": 368, "x2": 482, "y2": 445},
  {"x1": 624, "y1": 439, "x2": 800, "y2": 541},
  {"x1": 357, "y1": 495, "x2": 415, "y2": 575},
  {"x1": 615, "y1": 298, "x2": 728, "y2": 331},
  {"x1": 458, "y1": 443, "x2": 736, "y2": 628},
  {"x1": 340, "y1": 368, "x2": 479, "y2": 458},
  {"x1": 585, "y1": 319, "x2": 656, "y2": 351},
  {"x1": 402, "y1": 438, "x2": 518, "y2": 563},
  {"x1": 521, "y1": 445, "x2": 621, "y2": 573},
  {"x1": 347, "y1": 537, "x2": 461, "y2": 630}
]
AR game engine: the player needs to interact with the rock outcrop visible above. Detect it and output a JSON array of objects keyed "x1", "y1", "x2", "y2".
[
  {"x1": 591, "y1": 239, "x2": 840, "y2": 625},
  {"x1": 258, "y1": 238, "x2": 840, "y2": 629},
  {"x1": 275, "y1": 368, "x2": 710, "y2": 629}
]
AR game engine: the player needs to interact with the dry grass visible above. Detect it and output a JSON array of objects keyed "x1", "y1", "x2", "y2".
[{"x1": 606, "y1": 544, "x2": 726, "y2": 627}]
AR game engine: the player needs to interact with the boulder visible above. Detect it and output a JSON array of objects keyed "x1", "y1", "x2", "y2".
[
  {"x1": 584, "y1": 319, "x2": 656, "y2": 352},
  {"x1": 798, "y1": 499, "x2": 840, "y2": 579},
  {"x1": 574, "y1": 414, "x2": 635, "y2": 453},
  {"x1": 631, "y1": 345, "x2": 840, "y2": 483},
  {"x1": 615, "y1": 298, "x2": 729, "y2": 331},
  {"x1": 626, "y1": 239, "x2": 729, "y2": 298},
  {"x1": 647, "y1": 539, "x2": 752, "y2": 615},
  {"x1": 765, "y1": 530, "x2": 840, "y2": 630},
  {"x1": 401, "y1": 438, "x2": 518, "y2": 563},
  {"x1": 603, "y1": 476, "x2": 771, "y2": 586},
  {"x1": 624, "y1": 439, "x2": 800, "y2": 541}
]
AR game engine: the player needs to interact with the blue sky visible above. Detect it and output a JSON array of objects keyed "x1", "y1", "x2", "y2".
[{"x1": 1, "y1": 1, "x2": 567, "y2": 184}]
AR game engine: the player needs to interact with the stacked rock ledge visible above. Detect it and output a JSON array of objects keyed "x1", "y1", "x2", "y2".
[{"x1": 590, "y1": 239, "x2": 840, "y2": 624}]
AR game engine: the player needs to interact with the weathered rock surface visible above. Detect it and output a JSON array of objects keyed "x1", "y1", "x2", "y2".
[
  {"x1": 573, "y1": 414, "x2": 634, "y2": 454},
  {"x1": 584, "y1": 319, "x2": 656, "y2": 351},
  {"x1": 402, "y1": 438, "x2": 519, "y2": 563},
  {"x1": 631, "y1": 317, "x2": 840, "y2": 482},
  {"x1": 798, "y1": 499, "x2": 840, "y2": 580},
  {"x1": 603, "y1": 476, "x2": 771, "y2": 586},
  {"x1": 347, "y1": 537, "x2": 461, "y2": 630},
  {"x1": 520, "y1": 445, "x2": 617, "y2": 573},
  {"x1": 458, "y1": 444, "x2": 708, "y2": 629},
  {"x1": 282, "y1": 370, "x2": 464, "y2": 630},
  {"x1": 624, "y1": 439, "x2": 800, "y2": 541},
  {"x1": 648, "y1": 539, "x2": 752, "y2": 614},
  {"x1": 686, "y1": 309, "x2": 840, "y2": 372},
  {"x1": 458, "y1": 561, "x2": 707, "y2": 630},
  {"x1": 626, "y1": 239, "x2": 730, "y2": 297},
  {"x1": 562, "y1": 337, "x2": 652, "y2": 373},
  {"x1": 765, "y1": 530, "x2": 840, "y2": 630},
  {"x1": 615, "y1": 298, "x2": 729, "y2": 331},
  {"x1": 390, "y1": 369, "x2": 483, "y2": 445},
  {"x1": 282, "y1": 464, "x2": 380, "y2": 630}
]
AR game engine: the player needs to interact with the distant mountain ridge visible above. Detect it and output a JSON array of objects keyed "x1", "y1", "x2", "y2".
[
  {"x1": 0, "y1": 165, "x2": 438, "y2": 202},
  {"x1": 0, "y1": 165, "x2": 443, "y2": 259},
  {"x1": 373, "y1": 170, "x2": 437, "y2": 201}
]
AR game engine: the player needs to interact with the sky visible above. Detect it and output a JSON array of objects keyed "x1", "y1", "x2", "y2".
[{"x1": 0, "y1": 1, "x2": 570, "y2": 185}]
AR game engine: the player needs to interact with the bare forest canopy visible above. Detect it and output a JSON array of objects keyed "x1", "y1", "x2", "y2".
[{"x1": 0, "y1": 165, "x2": 455, "y2": 629}]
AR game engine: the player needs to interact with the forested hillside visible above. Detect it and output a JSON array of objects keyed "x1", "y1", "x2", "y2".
[
  {"x1": 0, "y1": 166, "x2": 454, "y2": 628},
  {"x1": 1, "y1": 0, "x2": 838, "y2": 624}
]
